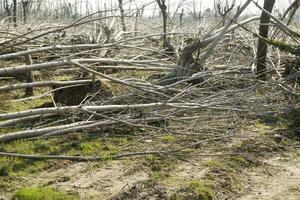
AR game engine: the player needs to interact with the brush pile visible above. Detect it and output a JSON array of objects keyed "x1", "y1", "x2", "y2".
[{"x1": 0, "y1": 3, "x2": 299, "y2": 159}]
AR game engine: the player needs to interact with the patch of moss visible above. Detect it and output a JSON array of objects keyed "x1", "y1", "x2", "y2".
[
  {"x1": 10, "y1": 97, "x2": 50, "y2": 112},
  {"x1": 12, "y1": 187, "x2": 77, "y2": 200},
  {"x1": 205, "y1": 156, "x2": 253, "y2": 174},
  {"x1": 0, "y1": 178, "x2": 12, "y2": 189},
  {"x1": 233, "y1": 137, "x2": 285, "y2": 155},
  {"x1": 0, "y1": 135, "x2": 129, "y2": 178},
  {"x1": 99, "y1": 150, "x2": 114, "y2": 161},
  {"x1": 171, "y1": 179, "x2": 213, "y2": 200},
  {"x1": 0, "y1": 94, "x2": 12, "y2": 112},
  {"x1": 63, "y1": 138, "x2": 118, "y2": 158},
  {"x1": 160, "y1": 134, "x2": 175, "y2": 143},
  {"x1": 33, "y1": 141, "x2": 60, "y2": 154},
  {"x1": 254, "y1": 122, "x2": 270, "y2": 132},
  {"x1": 143, "y1": 155, "x2": 176, "y2": 172},
  {"x1": 150, "y1": 171, "x2": 167, "y2": 182},
  {"x1": 0, "y1": 157, "x2": 46, "y2": 177},
  {"x1": 0, "y1": 127, "x2": 19, "y2": 136},
  {"x1": 262, "y1": 37, "x2": 300, "y2": 56},
  {"x1": 205, "y1": 160, "x2": 234, "y2": 173}
]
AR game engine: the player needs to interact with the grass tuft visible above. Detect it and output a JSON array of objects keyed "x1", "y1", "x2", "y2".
[
  {"x1": 12, "y1": 187, "x2": 78, "y2": 200},
  {"x1": 171, "y1": 179, "x2": 213, "y2": 200}
]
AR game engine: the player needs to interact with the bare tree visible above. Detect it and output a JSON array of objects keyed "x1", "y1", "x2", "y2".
[
  {"x1": 158, "y1": 0, "x2": 253, "y2": 85},
  {"x1": 24, "y1": 55, "x2": 34, "y2": 96},
  {"x1": 172, "y1": 0, "x2": 185, "y2": 20},
  {"x1": 21, "y1": 0, "x2": 30, "y2": 24},
  {"x1": 156, "y1": 0, "x2": 168, "y2": 45},
  {"x1": 180, "y1": 8, "x2": 184, "y2": 27},
  {"x1": 4, "y1": 0, "x2": 11, "y2": 20},
  {"x1": 134, "y1": 8, "x2": 139, "y2": 36},
  {"x1": 256, "y1": 0, "x2": 276, "y2": 80},
  {"x1": 216, "y1": 0, "x2": 235, "y2": 25},
  {"x1": 198, "y1": 1, "x2": 202, "y2": 21},
  {"x1": 192, "y1": 0, "x2": 197, "y2": 20},
  {"x1": 118, "y1": 0, "x2": 126, "y2": 32},
  {"x1": 286, "y1": 0, "x2": 300, "y2": 25},
  {"x1": 13, "y1": 0, "x2": 17, "y2": 27}
]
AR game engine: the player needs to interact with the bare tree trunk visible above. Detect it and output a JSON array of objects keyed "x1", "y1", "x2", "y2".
[
  {"x1": 13, "y1": 0, "x2": 17, "y2": 27},
  {"x1": 152, "y1": 3, "x2": 157, "y2": 18},
  {"x1": 198, "y1": 0, "x2": 202, "y2": 21},
  {"x1": 180, "y1": 8, "x2": 184, "y2": 27},
  {"x1": 118, "y1": 0, "x2": 126, "y2": 32},
  {"x1": 287, "y1": 0, "x2": 300, "y2": 25},
  {"x1": 216, "y1": 0, "x2": 235, "y2": 26},
  {"x1": 134, "y1": 9, "x2": 139, "y2": 36},
  {"x1": 158, "y1": 0, "x2": 252, "y2": 85},
  {"x1": 256, "y1": 0, "x2": 275, "y2": 80},
  {"x1": 192, "y1": 0, "x2": 196, "y2": 20},
  {"x1": 156, "y1": 0, "x2": 168, "y2": 47},
  {"x1": 22, "y1": 0, "x2": 29, "y2": 24},
  {"x1": 24, "y1": 54, "x2": 34, "y2": 96},
  {"x1": 156, "y1": 0, "x2": 176, "y2": 57},
  {"x1": 4, "y1": 0, "x2": 11, "y2": 20}
]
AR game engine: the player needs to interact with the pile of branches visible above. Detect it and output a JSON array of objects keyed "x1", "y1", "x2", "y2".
[{"x1": 0, "y1": 0, "x2": 299, "y2": 160}]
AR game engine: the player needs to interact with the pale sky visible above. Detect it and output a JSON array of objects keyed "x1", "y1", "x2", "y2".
[
  {"x1": 13, "y1": 0, "x2": 292, "y2": 17},
  {"x1": 69, "y1": 0, "x2": 292, "y2": 15}
]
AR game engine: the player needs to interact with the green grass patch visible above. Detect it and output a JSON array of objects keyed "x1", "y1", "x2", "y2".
[
  {"x1": 0, "y1": 135, "x2": 129, "y2": 177},
  {"x1": 0, "y1": 127, "x2": 19, "y2": 136},
  {"x1": 0, "y1": 157, "x2": 47, "y2": 177},
  {"x1": 9, "y1": 97, "x2": 50, "y2": 112},
  {"x1": 0, "y1": 94, "x2": 12, "y2": 112},
  {"x1": 205, "y1": 156, "x2": 253, "y2": 174},
  {"x1": 143, "y1": 155, "x2": 177, "y2": 172},
  {"x1": 170, "y1": 179, "x2": 213, "y2": 200},
  {"x1": 12, "y1": 187, "x2": 78, "y2": 200},
  {"x1": 160, "y1": 134, "x2": 175, "y2": 143}
]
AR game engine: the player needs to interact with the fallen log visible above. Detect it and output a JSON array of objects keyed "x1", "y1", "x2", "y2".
[
  {"x1": 0, "y1": 58, "x2": 168, "y2": 76},
  {"x1": 0, "y1": 114, "x2": 55, "y2": 127},
  {"x1": 0, "y1": 79, "x2": 94, "y2": 91},
  {"x1": 0, "y1": 102, "x2": 199, "y2": 120},
  {"x1": 0, "y1": 121, "x2": 94, "y2": 142},
  {"x1": 0, "y1": 117, "x2": 166, "y2": 142}
]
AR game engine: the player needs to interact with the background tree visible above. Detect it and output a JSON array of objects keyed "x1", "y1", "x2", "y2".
[
  {"x1": 156, "y1": 0, "x2": 175, "y2": 56},
  {"x1": 286, "y1": 0, "x2": 300, "y2": 25},
  {"x1": 21, "y1": 0, "x2": 30, "y2": 24},
  {"x1": 118, "y1": 0, "x2": 126, "y2": 32},
  {"x1": 216, "y1": 0, "x2": 235, "y2": 25},
  {"x1": 156, "y1": 0, "x2": 168, "y2": 47},
  {"x1": 13, "y1": 0, "x2": 17, "y2": 27},
  {"x1": 4, "y1": 0, "x2": 11, "y2": 20},
  {"x1": 256, "y1": 0, "x2": 276, "y2": 80}
]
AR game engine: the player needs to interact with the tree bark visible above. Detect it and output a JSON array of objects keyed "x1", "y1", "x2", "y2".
[
  {"x1": 0, "y1": 80, "x2": 94, "y2": 92},
  {"x1": 156, "y1": 0, "x2": 168, "y2": 47},
  {"x1": 158, "y1": 5, "x2": 254, "y2": 86},
  {"x1": 13, "y1": 0, "x2": 17, "y2": 27},
  {"x1": 118, "y1": 0, "x2": 126, "y2": 32},
  {"x1": 24, "y1": 54, "x2": 34, "y2": 96},
  {"x1": 4, "y1": 0, "x2": 11, "y2": 20},
  {"x1": 180, "y1": 9, "x2": 184, "y2": 27},
  {"x1": 256, "y1": 0, "x2": 276, "y2": 80},
  {"x1": 22, "y1": 0, "x2": 29, "y2": 24},
  {"x1": 287, "y1": 0, "x2": 300, "y2": 25}
]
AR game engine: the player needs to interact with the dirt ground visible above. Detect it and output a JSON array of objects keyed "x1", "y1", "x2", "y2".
[
  {"x1": 2, "y1": 123, "x2": 300, "y2": 200},
  {"x1": 239, "y1": 157, "x2": 300, "y2": 200}
]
